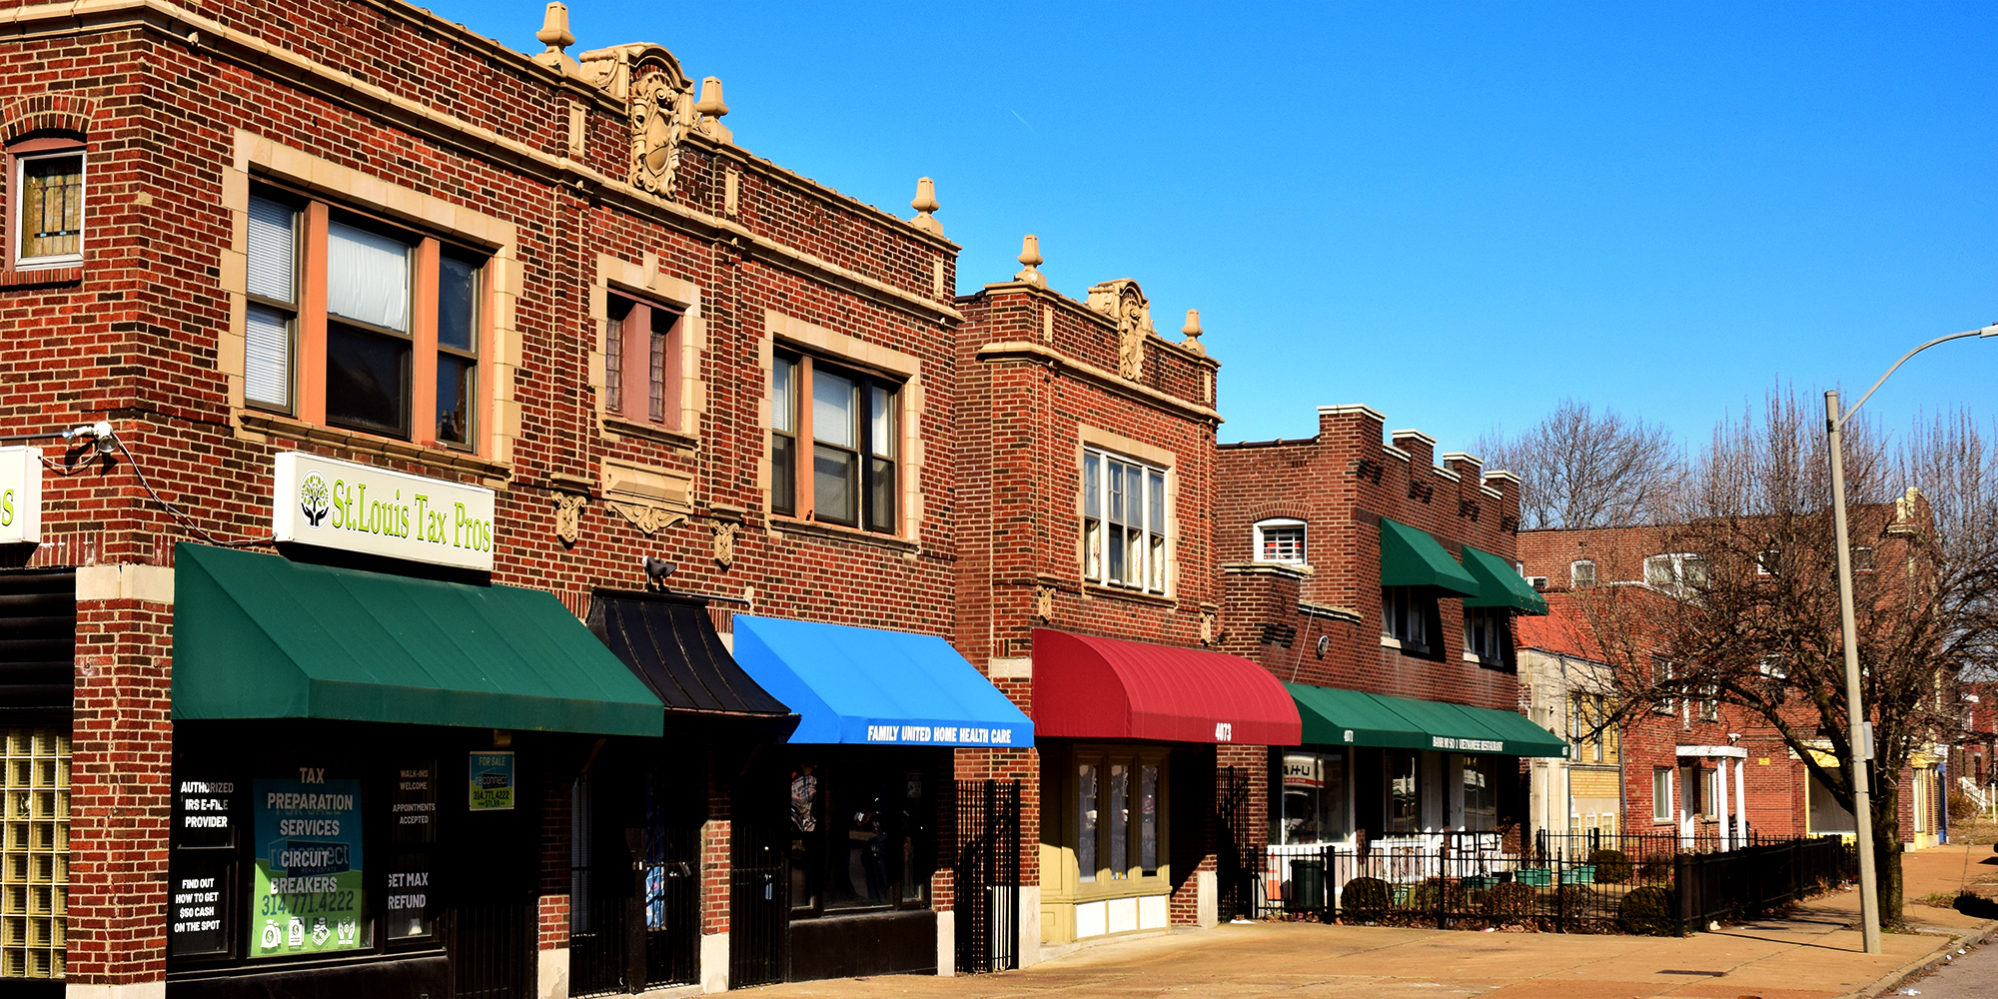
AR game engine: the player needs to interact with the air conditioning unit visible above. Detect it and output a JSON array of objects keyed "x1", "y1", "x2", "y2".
[{"x1": 1527, "y1": 576, "x2": 1549, "y2": 591}]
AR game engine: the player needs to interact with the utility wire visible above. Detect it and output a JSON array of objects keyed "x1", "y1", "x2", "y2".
[{"x1": 111, "y1": 436, "x2": 223, "y2": 546}]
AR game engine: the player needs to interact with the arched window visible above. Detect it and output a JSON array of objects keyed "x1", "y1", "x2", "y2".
[
  {"x1": 8, "y1": 134, "x2": 85, "y2": 269},
  {"x1": 1252, "y1": 518, "x2": 1306, "y2": 565}
]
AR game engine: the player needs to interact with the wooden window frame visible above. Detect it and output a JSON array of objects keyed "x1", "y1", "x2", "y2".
[
  {"x1": 769, "y1": 348, "x2": 901, "y2": 535},
  {"x1": 1070, "y1": 745, "x2": 1169, "y2": 894},
  {"x1": 602, "y1": 292, "x2": 683, "y2": 431},
  {"x1": 242, "y1": 183, "x2": 487, "y2": 454}
]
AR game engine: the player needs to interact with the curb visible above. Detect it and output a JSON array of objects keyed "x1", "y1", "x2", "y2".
[{"x1": 1849, "y1": 919, "x2": 1998, "y2": 999}]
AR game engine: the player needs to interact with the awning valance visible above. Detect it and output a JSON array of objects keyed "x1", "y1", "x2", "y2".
[
  {"x1": 587, "y1": 591, "x2": 798, "y2": 735},
  {"x1": 172, "y1": 543, "x2": 663, "y2": 737},
  {"x1": 1461, "y1": 545, "x2": 1549, "y2": 615},
  {"x1": 731, "y1": 615, "x2": 1033, "y2": 747},
  {"x1": 1032, "y1": 629, "x2": 1301, "y2": 745},
  {"x1": 1288, "y1": 682, "x2": 1567, "y2": 757},
  {"x1": 1378, "y1": 518, "x2": 1480, "y2": 596}
]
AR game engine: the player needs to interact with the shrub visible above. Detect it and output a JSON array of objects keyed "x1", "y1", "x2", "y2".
[
  {"x1": 1947, "y1": 791, "x2": 1978, "y2": 823},
  {"x1": 1341, "y1": 877, "x2": 1391, "y2": 922},
  {"x1": 1618, "y1": 885, "x2": 1678, "y2": 936},
  {"x1": 1406, "y1": 877, "x2": 1467, "y2": 912},
  {"x1": 1555, "y1": 884, "x2": 1597, "y2": 917},
  {"x1": 1588, "y1": 849, "x2": 1633, "y2": 884},
  {"x1": 1482, "y1": 881, "x2": 1536, "y2": 922}
]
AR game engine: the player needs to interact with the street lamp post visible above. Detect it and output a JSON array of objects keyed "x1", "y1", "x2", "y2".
[{"x1": 1824, "y1": 323, "x2": 1996, "y2": 956}]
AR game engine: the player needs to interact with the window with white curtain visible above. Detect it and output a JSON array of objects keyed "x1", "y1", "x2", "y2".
[
  {"x1": 1081, "y1": 447, "x2": 1169, "y2": 594},
  {"x1": 243, "y1": 186, "x2": 483, "y2": 450}
]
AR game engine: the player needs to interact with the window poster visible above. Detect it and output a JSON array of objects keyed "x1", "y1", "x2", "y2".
[
  {"x1": 468, "y1": 751, "x2": 515, "y2": 811},
  {"x1": 250, "y1": 774, "x2": 366, "y2": 959}
]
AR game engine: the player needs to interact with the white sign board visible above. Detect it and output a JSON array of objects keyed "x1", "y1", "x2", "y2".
[
  {"x1": 272, "y1": 452, "x2": 495, "y2": 572},
  {"x1": 0, "y1": 447, "x2": 42, "y2": 545}
]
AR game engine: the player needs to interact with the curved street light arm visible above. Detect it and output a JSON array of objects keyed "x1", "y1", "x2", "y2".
[{"x1": 1838, "y1": 324, "x2": 1998, "y2": 428}]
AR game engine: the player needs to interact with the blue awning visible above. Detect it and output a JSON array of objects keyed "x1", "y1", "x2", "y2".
[{"x1": 731, "y1": 615, "x2": 1034, "y2": 748}]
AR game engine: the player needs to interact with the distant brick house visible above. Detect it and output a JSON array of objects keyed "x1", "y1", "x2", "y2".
[{"x1": 1518, "y1": 513, "x2": 1948, "y2": 847}]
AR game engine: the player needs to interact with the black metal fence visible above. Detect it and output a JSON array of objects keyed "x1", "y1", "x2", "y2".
[
  {"x1": 1255, "y1": 832, "x2": 1848, "y2": 935},
  {"x1": 954, "y1": 779, "x2": 1021, "y2": 975},
  {"x1": 1215, "y1": 767, "x2": 1259, "y2": 922}
]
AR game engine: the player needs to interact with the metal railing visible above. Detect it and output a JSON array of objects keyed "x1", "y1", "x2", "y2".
[{"x1": 1252, "y1": 832, "x2": 1846, "y2": 934}]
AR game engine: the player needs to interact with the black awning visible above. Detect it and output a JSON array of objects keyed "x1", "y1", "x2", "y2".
[{"x1": 587, "y1": 590, "x2": 798, "y2": 735}]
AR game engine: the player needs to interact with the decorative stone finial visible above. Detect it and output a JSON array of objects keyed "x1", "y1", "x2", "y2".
[
  {"x1": 909, "y1": 177, "x2": 943, "y2": 235},
  {"x1": 532, "y1": 3, "x2": 585, "y2": 77},
  {"x1": 1015, "y1": 234, "x2": 1045, "y2": 287},
  {"x1": 693, "y1": 76, "x2": 733, "y2": 142},
  {"x1": 1180, "y1": 308, "x2": 1205, "y2": 354}
]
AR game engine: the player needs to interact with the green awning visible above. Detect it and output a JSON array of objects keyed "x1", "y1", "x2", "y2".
[
  {"x1": 1460, "y1": 545, "x2": 1549, "y2": 615},
  {"x1": 1286, "y1": 682, "x2": 1567, "y2": 758},
  {"x1": 172, "y1": 543, "x2": 663, "y2": 737},
  {"x1": 1378, "y1": 518, "x2": 1480, "y2": 596}
]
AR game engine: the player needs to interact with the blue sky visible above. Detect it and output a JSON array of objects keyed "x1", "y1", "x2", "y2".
[{"x1": 425, "y1": 1, "x2": 1994, "y2": 455}]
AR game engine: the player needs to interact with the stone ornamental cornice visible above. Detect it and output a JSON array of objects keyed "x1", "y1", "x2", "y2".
[
  {"x1": 0, "y1": 0, "x2": 961, "y2": 323},
  {"x1": 969, "y1": 281, "x2": 1222, "y2": 371},
  {"x1": 974, "y1": 340, "x2": 1223, "y2": 426}
]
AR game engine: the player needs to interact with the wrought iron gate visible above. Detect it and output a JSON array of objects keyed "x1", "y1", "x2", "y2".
[
  {"x1": 953, "y1": 779, "x2": 1020, "y2": 975},
  {"x1": 570, "y1": 767, "x2": 702, "y2": 996},
  {"x1": 447, "y1": 900, "x2": 533, "y2": 999},
  {"x1": 728, "y1": 805, "x2": 788, "y2": 987},
  {"x1": 1214, "y1": 766, "x2": 1259, "y2": 922}
]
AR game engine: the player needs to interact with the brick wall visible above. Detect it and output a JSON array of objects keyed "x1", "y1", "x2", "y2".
[
  {"x1": 1216, "y1": 406, "x2": 1525, "y2": 712},
  {"x1": 0, "y1": 0, "x2": 967, "y2": 983}
]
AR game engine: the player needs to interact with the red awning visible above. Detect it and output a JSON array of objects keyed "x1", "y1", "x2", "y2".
[{"x1": 1031, "y1": 629, "x2": 1301, "y2": 745}]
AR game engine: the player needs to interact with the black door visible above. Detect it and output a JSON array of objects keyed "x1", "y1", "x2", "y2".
[
  {"x1": 954, "y1": 779, "x2": 1020, "y2": 974},
  {"x1": 446, "y1": 765, "x2": 534, "y2": 999}
]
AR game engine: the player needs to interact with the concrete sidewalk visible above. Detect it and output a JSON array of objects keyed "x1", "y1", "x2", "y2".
[{"x1": 739, "y1": 844, "x2": 1998, "y2": 999}]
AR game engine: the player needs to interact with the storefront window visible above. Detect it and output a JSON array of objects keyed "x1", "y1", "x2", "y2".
[
  {"x1": 1076, "y1": 764, "x2": 1097, "y2": 883},
  {"x1": 1137, "y1": 765, "x2": 1159, "y2": 875},
  {"x1": 385, "y1": 759, "x2": 437, "y2": 940},
  {"x1": 1458, "y1": 755, "x2": 1496, "y2": 831},
  {"x1": 786, "y1": 756, "x2": 934, "y2": 914},
  {"x1": 1385, "y1": 751, "x2": 1420, "y2": 834},
  {"x1": 1276, "y1": 751, "x2": 1347, "y2": 845},
  {"x1": 1107, "y1": 764, "x2": 1129, "y2": 880},
  {"x1": 249, "y1": 773, "x2": 369, "y2": 958}
]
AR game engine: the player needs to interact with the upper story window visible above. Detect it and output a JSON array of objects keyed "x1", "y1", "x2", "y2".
[
  {"x1": 1570, "y1": 559, "x2": 1597, "y2": 588},
  {"x1": 244, "y1": 187, "x2": 484, "y2": 450},
  {"x1": 1253, "y1": 518, "x2": 1306, "y2": 565},
  {"x1": 1850, "y1": 545, "x2": 1875, "y2": 573},
  {"x1": 1463, "y1": 607, "x2": 1511, "y2": 668},
  {"x1": 1569, "y1": 692, "x2": 1618, "y2": 764},
  {"x1": 9, "y1": 138, "x2": 84, "y2": 269},
  {"x1": 771, "y1": 350, "x2": 899, "y2": 534},
  {"x1": 1644, "y1": 553, "x2": 1706, "y2": 594},
  {"x1": 1082, "y1": 448, "x2": 1169, "y2": 594},
  {"x1": 604, "y1": 294, "x2": 683, "y2": 430},
  {"x1": 1651, "y1": 656, "x2": 1677, "y2": 715},
  {"x1": 1382, "y1": 585, "x2": 1437, "y2": 656}
]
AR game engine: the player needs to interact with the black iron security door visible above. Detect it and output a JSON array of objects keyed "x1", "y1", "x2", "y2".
[
  {"x1": 728, "y1": 799, "x2": 788, "y2": 987},
  {"x1": 953, "y1": 779, "x2": 1020, "y2": 974}
]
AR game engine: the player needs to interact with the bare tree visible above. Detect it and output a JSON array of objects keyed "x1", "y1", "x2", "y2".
[
  {"x1": 1577, "y1": 391, "x2": 1998, "y2": 924},
  {"x1": 1476, "y1": 399, "x2": 1682, "y2": 529}
]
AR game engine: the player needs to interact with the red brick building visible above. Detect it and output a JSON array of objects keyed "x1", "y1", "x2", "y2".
[
  {"x1": 953, "y1": 268, "x2": 1298, "y2": 952},
  {"x1": 1214, "y1": 406, "x2": 1564, "y2": 903},
  {"x1": 0, "y1": 2, "x2": 1029, "y2": 996}
]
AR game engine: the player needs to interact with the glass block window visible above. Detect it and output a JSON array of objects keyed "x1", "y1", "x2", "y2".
[{"x1": 1, "y1": 729, "x2": 67, "y2": 982}]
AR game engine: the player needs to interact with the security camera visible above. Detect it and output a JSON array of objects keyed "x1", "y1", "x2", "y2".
[
  {"x1": 1727, "y1": 733, "x2": 1741, "y2": 744},
  {"x1": 643, "y1": 556, "x2": 677, "y2": 590}
]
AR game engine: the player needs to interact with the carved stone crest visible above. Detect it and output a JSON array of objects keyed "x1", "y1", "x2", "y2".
[
  {"x1": 713, "y1": 520, "x2": 737, "y2": 568},
  {"x1": 1199, "y1": 610, "x2": 1216, "y2": 647},
  {"x1": 1034, "y1": 584, "x2": 1055, "y2": 622},
  {"x1": 608, "y1": 501, "x2": 685, "y2": 536},
  {"x1": 577, "y1": 43, "x2": 694, "y2": 196},
  {"x1": 553, "y1": 493, "x2": 586, "y2": 545},
  {"x1": 1085, "y1": 279, "x2": 1156, "y2": 381}
]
